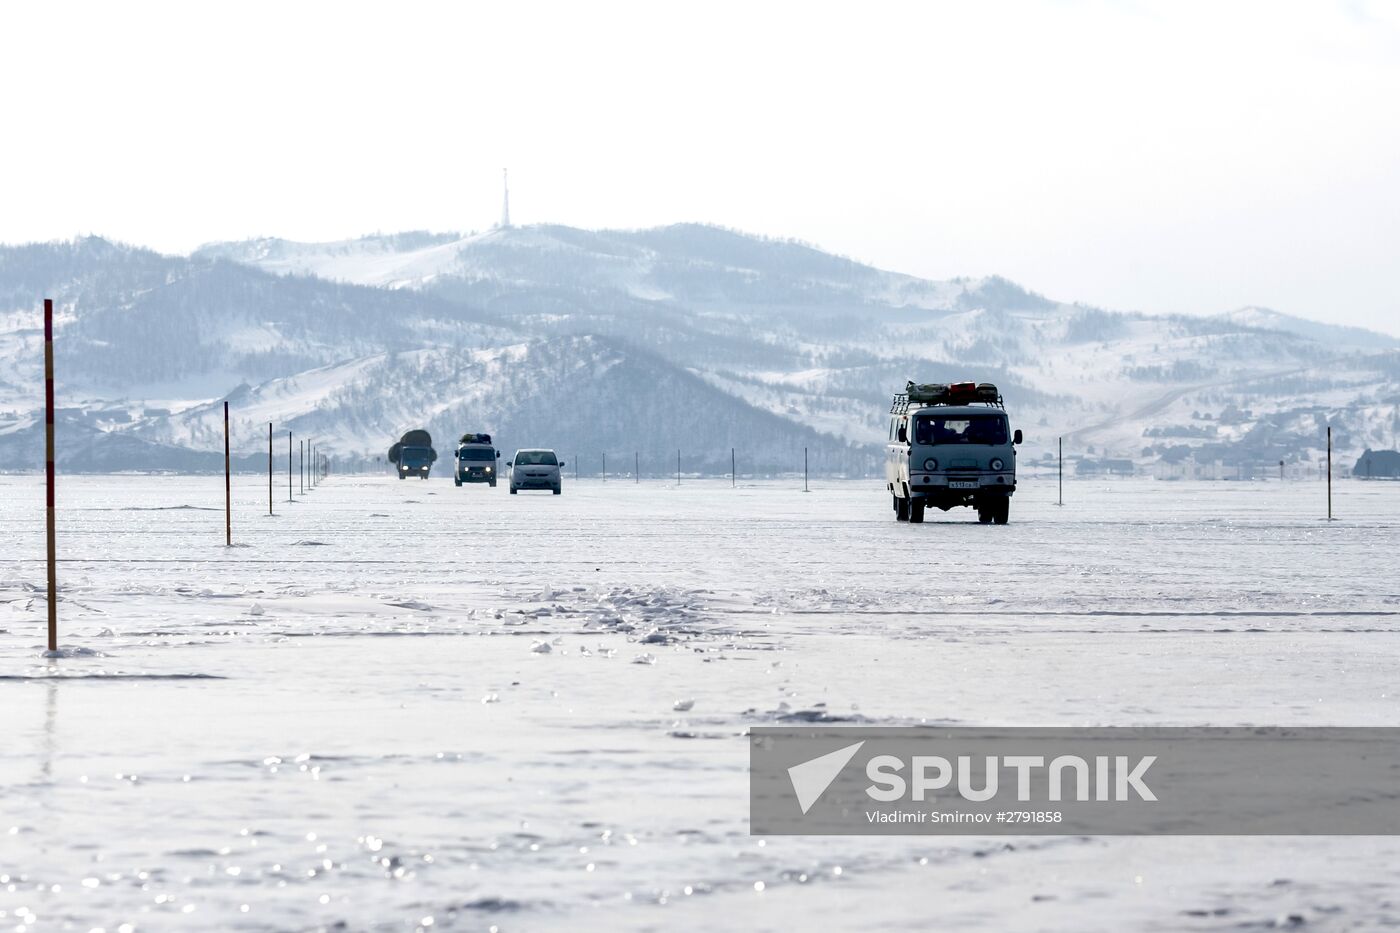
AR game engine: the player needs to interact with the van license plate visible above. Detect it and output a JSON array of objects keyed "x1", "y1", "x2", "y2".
[{"x1": 948, "y1": 481, "x2": 978, "y2": 489}]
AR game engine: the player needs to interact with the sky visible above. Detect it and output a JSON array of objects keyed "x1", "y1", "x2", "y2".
[{"x1": 2, "y1": 0, "x2": 1398, "y2": 333}]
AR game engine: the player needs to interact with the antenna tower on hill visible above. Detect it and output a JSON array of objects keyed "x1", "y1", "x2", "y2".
[{"x1": 499, "y1": 168, "x2": 511, "y2": 229}]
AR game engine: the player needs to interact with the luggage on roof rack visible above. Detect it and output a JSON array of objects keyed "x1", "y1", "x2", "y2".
[
  {"x1": 906, "y1": 382, "x2": 950, "y2": 404},
  {"x1": 459, "y1": 433, "x2": 492, "y2": 445},
  {"x1": 896, "y1": 380, "x2": 1004, "y2": 410}
]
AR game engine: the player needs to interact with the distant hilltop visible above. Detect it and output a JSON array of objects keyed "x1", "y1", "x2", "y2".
[{"x1": 0, "y1": 223, "x2": 1396, "y2": 473}]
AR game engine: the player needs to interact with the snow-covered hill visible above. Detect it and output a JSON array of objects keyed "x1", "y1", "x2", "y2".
[{"x1": 1, "y1": 225, "x2": 1396, "y2": 474}]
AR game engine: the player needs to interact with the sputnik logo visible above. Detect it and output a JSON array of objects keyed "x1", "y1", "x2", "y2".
[{"x1": 787, "y1": 741, "x2": 865, "y2": 814}]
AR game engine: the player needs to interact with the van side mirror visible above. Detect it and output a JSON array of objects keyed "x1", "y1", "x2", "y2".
[
  {"x1": 505, "y1": 461, "x2": 512, "y2": 467},
  {"x1": 496, "y1": 451, "x2": 501, "y2": 458},
  {"x1": 1013, "y1": 429, "x2": 1023, "y2": 445},
  {"x1": 897, "y1": 425, "x2": 908, "y2": 443},
  {"x1": 559, "y1": 461, "x2": 566, "y2": 468}
]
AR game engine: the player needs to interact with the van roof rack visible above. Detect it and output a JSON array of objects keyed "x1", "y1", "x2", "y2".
[{"x1": 891, "y1": 381, "x2": 1004, "y2": 413}]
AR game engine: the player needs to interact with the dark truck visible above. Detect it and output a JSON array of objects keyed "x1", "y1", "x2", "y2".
[
  {"x1": 388, "y1": 429, "x2": 437, "y2": 480},
  {"x1": 453, "y1": 433, "x2": 500, "y2": 487}
]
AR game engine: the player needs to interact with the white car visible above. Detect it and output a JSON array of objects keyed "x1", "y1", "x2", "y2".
[{"x1": 508, "y1": 449, "x2": 564, "y2": 495}]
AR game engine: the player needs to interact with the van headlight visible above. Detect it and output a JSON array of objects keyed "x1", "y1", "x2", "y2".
[
  {"x1": 923, "y1": 458, "x2": 937, "y2": 471},
  {"x1": 990, "y1": 458, "x2": 1004, "y2": 471},
  {"x1": 486, "y1": 467, "x2": 492, "y2": 473}
]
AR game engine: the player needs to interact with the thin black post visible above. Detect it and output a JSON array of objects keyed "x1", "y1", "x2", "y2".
[
  {"x1": 602, "y1": 452, "x2": 606, "y2": 482},
  {"x1": 731, "y1": 447, "x2": 736, "y2": 487},
  {"x1": 43, "y1": 298, "x2": 57, "y2": 654},
  {"x1": 268, "y1": 422, "x2": 273, "y2": 516},
  {"x1": 299, "y1": 441, "x2": 304, "y2": 494},
  {"x1": 1327, "y1": 426, "x2": 1333, "y2": 520},
  {"x1": 288, "y1": 432, "x2": 293, "y2": 501},
  {"x1": 676, "y1": 449, "x2": 681, "y2": 485},
  {"x1": 1279, "y1": 459, "x2": 1284, "y2": 481},
  {"x1": 1058, "y1": 436, "x2": 1064, "y2": 506},
  {"x1": 804, "y1": 447, "x2": 808, "y2": 492},
  {"x1": 223, "y1": 401, "x2": 231, "y2": 546},
  {"x1": 635, "y1": 451, "x2": 639, "y2": 483}
]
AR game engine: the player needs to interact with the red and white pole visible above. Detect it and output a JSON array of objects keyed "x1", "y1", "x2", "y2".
[{"x1": 44, "y1": 299, "x2": 58, "y2": 654}]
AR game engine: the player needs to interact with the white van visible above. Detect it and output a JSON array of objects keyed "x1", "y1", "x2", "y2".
[
  {"x1": 886, "y1": 381, "x2": 1022, "y2": 524},
  {"x1": 507, "y1": 449, "x2": 564, "y2": 495},
  {"x1": 453, "y1": 433, "x2": 500, "y2": 488}
]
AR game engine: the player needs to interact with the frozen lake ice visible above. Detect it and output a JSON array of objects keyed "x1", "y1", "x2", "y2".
[{"x1": 2, "y1": 473, "x2": 1400, "y2": 931}]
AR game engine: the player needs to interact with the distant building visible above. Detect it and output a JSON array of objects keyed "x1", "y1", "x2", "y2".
[
  {"x1": 1153, "y1": 456, "x2": 1224, "y2": 481},
  {"x1": 1076, "y1": 458, "x2": 1136, "y2": 476},
  {"x1": 1353, "y1": 449, "x2": 1400, "y2": 479},
  {"x1": 1149, "y1": 450, "x2": 1304, "y2": 481}
]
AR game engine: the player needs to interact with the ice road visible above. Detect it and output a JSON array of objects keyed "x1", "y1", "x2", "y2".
[{"x1": 2, "y1": 474, "x2": 1399, "y2": 931}]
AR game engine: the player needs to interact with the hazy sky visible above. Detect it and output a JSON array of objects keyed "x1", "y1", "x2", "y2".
[{"x1": 3, "y1": 1, "x2": 1398, "y2": 332}]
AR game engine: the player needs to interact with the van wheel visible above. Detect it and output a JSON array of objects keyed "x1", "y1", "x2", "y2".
[
  {"x1": 454, "y1": 479, "x2": 462, "y2": 487},
  {"x1": 509, "y1": 487, "x2": 517, "y2": 495},
  {"x1": 909, "y1": 499, "x2": 925, "y2": 523},
  {"x1": 894, "y1": 495, "x2": 909, "y2": 521},
  {"x1": 977, "y1": 508, "x2": 992, "y2": 524},
  {"x1": 553, "y1": 488, "x2": 561, "y2": 495},
  {"x1": 993, "y1": 497, "x2": 1010, "y2": 525},
  {"x1": 490, "y1": 480, "x2": 497, "y2": 488}
]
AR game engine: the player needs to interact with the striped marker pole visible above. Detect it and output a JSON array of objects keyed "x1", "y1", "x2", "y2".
[
  {"x1": 224, "y1": 401, "x2": 231, "y2": 546},
  {"x1": 1327, "y1": 426, "x2": 1333, "y2": 521},
  {"x1": 1058, "y1": 436, "x2": 1064, "y2": 506},
  {"x1": 44, "y1": 299, "x2": 57, "y2": 654}
]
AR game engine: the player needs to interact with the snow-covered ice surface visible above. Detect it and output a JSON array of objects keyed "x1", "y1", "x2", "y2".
[{"x1": 3, "y1": 474, "x2": 1400, "y2": 931}]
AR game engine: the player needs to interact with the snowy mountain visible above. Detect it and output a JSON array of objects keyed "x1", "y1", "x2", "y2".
[
  {"x1": 1214, "y1": 307, "x2": 1400, "y2": 351},
  {"x1": 1, "y1": 225, "x2": 1396, "y2": 474}
]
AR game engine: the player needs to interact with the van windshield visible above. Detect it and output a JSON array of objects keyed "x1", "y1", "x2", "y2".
[
  {"x1": 400, "y1": 446, "x2": 433, "y2": 464},
  {"x1": 515, "y1": 451, "x2": 558, "y2": 466},
  {"x1": 914, "y1": 414, "x2": 1008, "y2": 445},
  {"x1": 458, "y1": 448, "x2": 494, "y2": 460}
]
